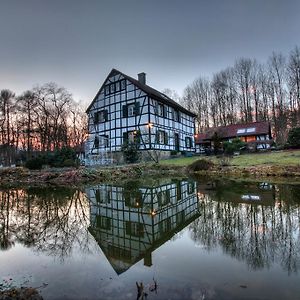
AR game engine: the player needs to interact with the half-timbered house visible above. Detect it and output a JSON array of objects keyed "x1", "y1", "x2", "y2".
[{"x1": 85, "y1": 69, "x2": 196, "y2": 165}]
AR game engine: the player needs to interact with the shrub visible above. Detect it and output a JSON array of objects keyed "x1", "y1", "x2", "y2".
[
  {"x1": 62, "y1": 158, "x2": 78, "y2": 167},
  {"x1": 25, "y1": 147, "x2": 78, "y2": 169},
  {"x1": 49, "y1": 147, "x2": 77, "y2": 167},
  {"x1": 25, "y1": 157, "x2": 44, "y2": 170},
  {"x1": 188, "y1": 159, "x2": 214, "y2": 172},
  {"x1": 121, "y1": 142, "x2": 140, "y2": 163},
  {"x1": 286, "y1": 127, "x2": 300, "y2": 149},
  {"x1": 223, "y1": 138, "x2": 247, "y2": 155}
]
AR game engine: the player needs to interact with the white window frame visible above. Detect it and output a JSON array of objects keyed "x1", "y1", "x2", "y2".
[
  {"x1": 158, "y1": 131, "x2": 165, "y2": 144},
  {"x1": 157, "y1": 103, "x2": 164, "y2": 116},
  {"x1": 127, "y1": 103, "x2": 135, "y2": 117}
]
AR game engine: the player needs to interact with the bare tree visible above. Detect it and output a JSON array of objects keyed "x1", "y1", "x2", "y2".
[
  {"x1": 17, "y1": 91, "x2": 38, "y2": 159},
  {"x1": 0, "y1": 90, "x2": 16, "y2": 165},
  {"x1": 287, "y1": 46, "x2": 300, "y2": 126}
]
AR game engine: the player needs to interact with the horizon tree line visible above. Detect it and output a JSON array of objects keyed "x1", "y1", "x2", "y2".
[
  {"x1": 0, "y1": 82, "x2": 87, "y2": 165},
  {"x1": 164, "y1": 45, "x2": 300, "y2": 145}
]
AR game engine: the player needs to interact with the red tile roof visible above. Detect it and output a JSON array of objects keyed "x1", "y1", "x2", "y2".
[{"x1": 195, "y1": 121, "x2": 271, "y2": 144}]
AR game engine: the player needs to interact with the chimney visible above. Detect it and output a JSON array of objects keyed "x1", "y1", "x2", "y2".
[{"x1": 138, "y1": 72, "x2": 146, "y2": 85}]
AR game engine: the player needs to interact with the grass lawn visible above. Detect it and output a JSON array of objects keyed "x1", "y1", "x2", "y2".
[{"x1": 159, "y1": 150, "x2": 300, "y2": 168}]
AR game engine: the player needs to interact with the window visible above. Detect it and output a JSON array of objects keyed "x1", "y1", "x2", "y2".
[
  {"x1": 96, "y1": 216, "x2": 111, "y2": 230},
  {"x1": 94, "y1": 135, "x2": 109, "y2": 148},
  {"x1": 157, "y1": 103, "x2": 165, "y2": 117},
  {"x1": 157, "y1": 190, "x2": 170, "y2": 206},
  {"x1": 246, "y1": 127, "x2": 256, "y2": 133},
  {"x1": 104, "y1": 79, "x2": 126, "y2": 96},
  {"x1": 159, "y1": 217, "x2": 171, "y2": 234},
  {"x1": 128, "y1": 103, "x2": 135, "y2": 117},
  {"x1": 156, "y1": 130, "x2": 168, "y2": 145},
  {"x1": 95, "y1": 187, "x2": 111, "y2": 204},
  {"x1": 115, "y1": 81, "x2": 120, "y2": 92},
  {"x1": 173, "y1": 109, "x2": 180, "y2": 122},
  {"x1": 123, "y1": 130, "x2": 140, "y2": 144},
  {"x1": 125, "y1": 221, "x2": 144, "y2": 237},
  {"x1": 110, "y1": 83, "x2": 115, "y2": 93},
  {"x1": 120, "y1": 79, "x2": 126, "y2": 90},
  {"x1": 99, "y1": 135, "x2": 109, "y2": 147},
  {"x1": 185, "y1": 137, "x2": 193, "y2": 148},
  {"x1": 122, "y1": 102, "x2": 140, "y2": 117},
  {"x1": 124, "y1": 189, "x2": 142, "y2": 208},
  {"x1": 187, "y1": 182, "x2": 195, "y2": 194},
  {"x1": 94, "y1": 110, "x2": 108, "y2": 123},
  {"x1": 237, "y1": 128, "x2": 246, "y2": 134}
]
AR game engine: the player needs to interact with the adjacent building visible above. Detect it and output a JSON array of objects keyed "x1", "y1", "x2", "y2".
[
  {"x1": 195, "y1": 121, "x2": 272, "y2": 152},
  {"x1": 85, "y1": 69, "x2": 196, "y2": 165}
]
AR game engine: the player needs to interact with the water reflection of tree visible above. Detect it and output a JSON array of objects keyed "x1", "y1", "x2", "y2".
[
  {"x1": 192, "y1": 183, "x2": 300, "y2": 274},
  {"x1": 0, "y1": 187, "x2": 91, "y2": 260}
]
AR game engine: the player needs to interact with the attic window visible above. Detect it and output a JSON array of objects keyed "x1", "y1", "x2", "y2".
[
  {"x1": 104, "y1": 79, "x2": 126, "y2": 95},
  {"x1": 246, "y1": 127, "x2": 256, "y2": 133},
  {"x1": 237, "y1": 127, "x2": 256, "y2": 134},
  {"x1": 237, "y1": 129, "x2": 246, "y2": 134}
]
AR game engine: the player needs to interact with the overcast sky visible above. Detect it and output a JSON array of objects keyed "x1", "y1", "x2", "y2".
[{"x1": 0, "y1": 0, "x2": 299, "y2": 107}]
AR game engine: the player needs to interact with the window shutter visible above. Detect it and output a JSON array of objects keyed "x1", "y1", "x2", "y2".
[
  {"x1": 178, "y1": 111, "x2": 181, "y2": 123},
  {"x1": 123, "y1": 132, "x2": 128, "y2": 143},
  {"x1": 164, "y1": 132, "x2": 168, "y2": 145},
  {"x1": 163, "y1": 105, "x2": 167, "y2": 118},
  {"x1": 135, "y1": 102, "x2": 140, "y2": 115},
  {"x1": 94, "y1": 112, "x2": 99, "y2": 124},
  {"x1": 155, "y1": 131, "x2": 159, "y2": 144},
  {"x1": 122, "y1": 105, "x2": 128, "y2": 118},
  {"x1": 104, "y1": 110, "x2": 108, "y2": 121},
  {"x1": 94, "y1": 136, "x2": 99, "y2": 148}
]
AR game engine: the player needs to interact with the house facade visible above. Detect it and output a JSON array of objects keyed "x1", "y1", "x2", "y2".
[
  {"x1": 85, "y1": 69, "x2": 196, "y2": 165},
  {"x1": 86, "y1": 179, "x2": 199, "y2": 274},
  {"x1": 195, "y1": 121, "x2": 273, "y2": 153}
]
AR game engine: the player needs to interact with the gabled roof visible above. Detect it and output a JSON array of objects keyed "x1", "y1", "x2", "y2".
[
  {"x1": 195, "y1": 121, "x2": 272, "y2": 143},
  {"x1": 86, "y1": 68, "x2": 196, "y2": 117}
]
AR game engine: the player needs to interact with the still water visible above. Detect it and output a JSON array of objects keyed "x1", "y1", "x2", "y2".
[{"x1": 0, "y1": 178, "x2": 300, "y2": 300}]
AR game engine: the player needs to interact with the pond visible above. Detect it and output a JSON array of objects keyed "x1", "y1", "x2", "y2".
[{"x1": 0, "y1": 178, "x2": 300, "y2": 299}]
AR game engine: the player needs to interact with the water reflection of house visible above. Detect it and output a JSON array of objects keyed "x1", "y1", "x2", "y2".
[
  {"x1": 86, "y1": 180, "x2": 199, "y2": 274},
  {"x1": 197, "y1": 181, "x2": 276, "y2": 205}
]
